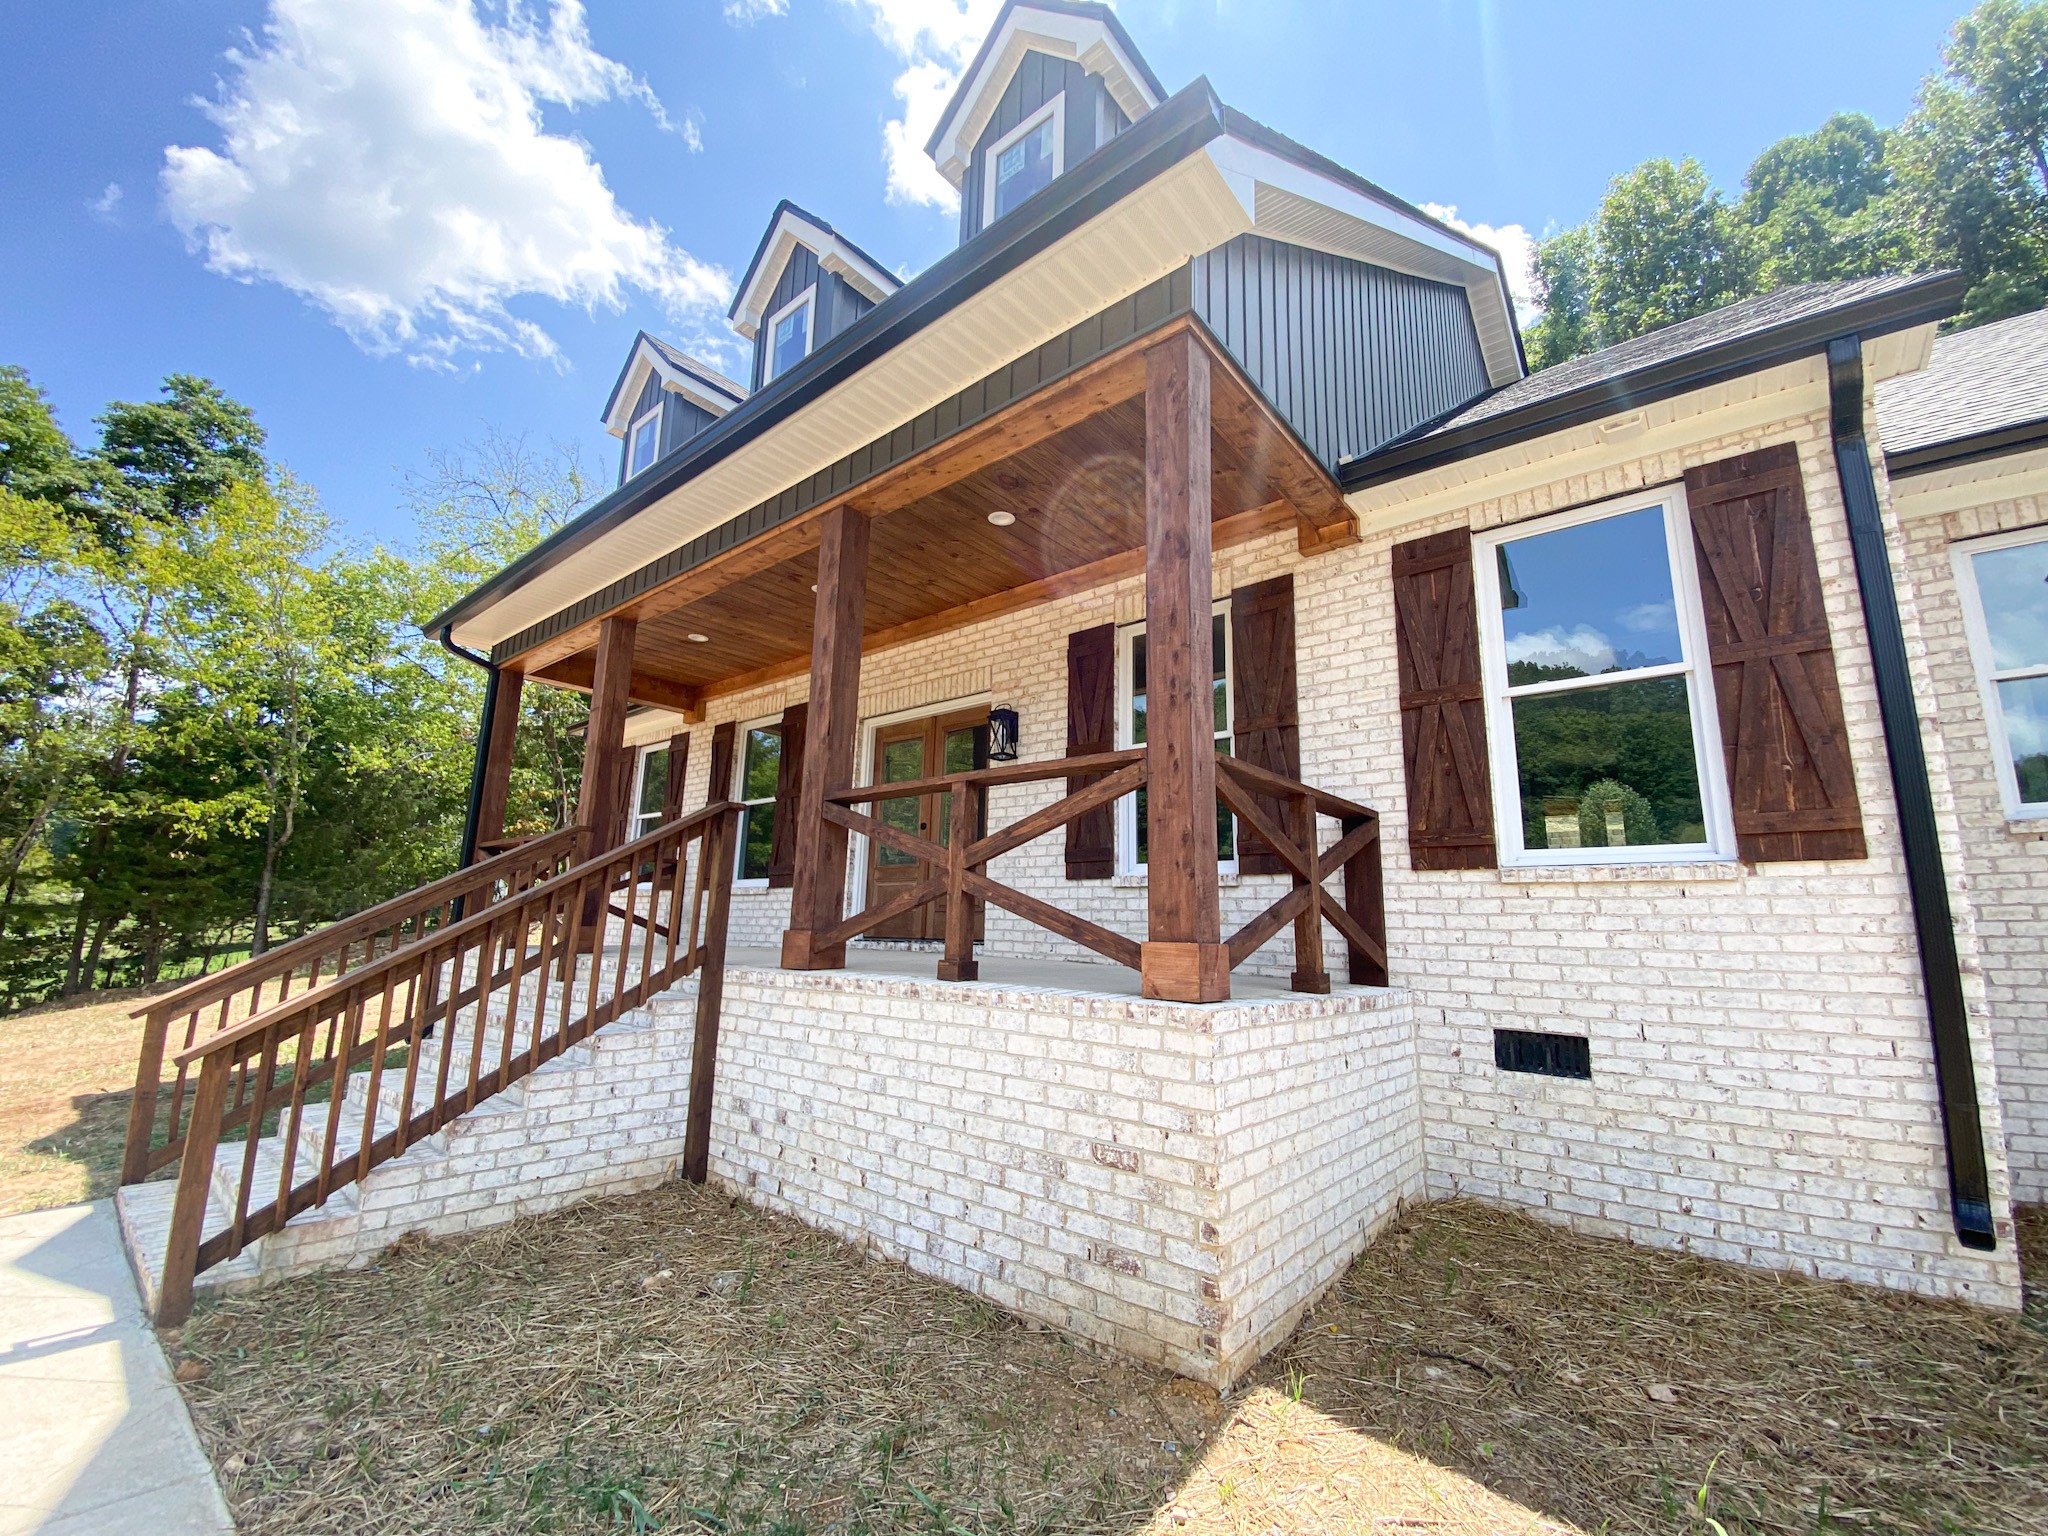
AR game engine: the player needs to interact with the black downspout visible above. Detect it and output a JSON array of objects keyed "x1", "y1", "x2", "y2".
[
  {"x1": 439, "y1": 625, "x2": 499, "y2": 874},
  {"x1": 1825, "y1": 335, "x2": 1997, "y2": 1251}
]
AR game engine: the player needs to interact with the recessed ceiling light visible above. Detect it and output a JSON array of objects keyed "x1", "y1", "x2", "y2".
[
  {"x1": 987, "y1": 510, "x2": 1016, "y2": 527},
  {"x1": 810, "y1": 583, "x2": 818, "y2": 592},
  {"x1": 686, "y1": 632, "x2": 710, "y2": 643}
]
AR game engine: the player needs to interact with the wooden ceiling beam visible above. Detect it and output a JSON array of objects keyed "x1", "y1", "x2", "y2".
[{"x1": 532, "y1": 655, "x2": 706, "y2": 721}]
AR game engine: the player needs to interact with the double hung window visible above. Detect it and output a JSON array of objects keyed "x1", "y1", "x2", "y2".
[
  {"x1": 764, "y1": 289, "x2": 813, "y2": 384},
  {"x1": 985, "y1": 97, "x2": 1063, "y2": 224},
  {"x1": 1117, "y1": 608, "x2": 1234, "y2": 871},
  {"x1": 1473, "y1": 491, "x2": 1733, "y2": 865},
  {"x1": 1955, "y1": 530, "x2": 2048, "y2": 819},
  {"x1": 734, "y1": 723, "x2": 783, "y2": 882}
]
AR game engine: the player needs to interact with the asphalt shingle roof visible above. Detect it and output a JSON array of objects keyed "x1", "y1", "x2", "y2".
[
  {"x1": 1379, "y1": 273, "x2": 1948, "y2": 453},
  {"x1": 1875, "y1": 305, "x2": 2048, "y2": 456},
  {"x1": 644, "y1": 336, "x2": 748, "y2": 402}
]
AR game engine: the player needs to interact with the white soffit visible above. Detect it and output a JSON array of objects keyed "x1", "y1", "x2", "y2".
[
  {"x1": 929, "y1": 11, "x2": 1161, "y2": 188},
  {"x1": 1889, "y1": 443, "x2": 2048, "y2": 518},
  {"x1": 453, "y1": 154, "x2": 1252, "y2": 651},
  {"x1": 732, "y1": 209, "x2": 900, "y2": 340},
  {"x1": 1204, "y1": 136, "x2": 1522, "y2": 389},
  {"x1": 604, "y1": 341, "x2": 742, "y2": 437}
]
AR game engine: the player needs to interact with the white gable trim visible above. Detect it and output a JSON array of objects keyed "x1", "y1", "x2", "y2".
[
  {"x1": 930, "y1": 9, "x2": 1160, "y2": 189},
  {"x1": 1204, "y1": 135, "x2": 1523, "y2": 389},
  {"x1": 604, "y1": 339, "x2": 744, "y2": 438},
  {"x1": 732, "y1": 209, "x2": 900, "y2": 341}
]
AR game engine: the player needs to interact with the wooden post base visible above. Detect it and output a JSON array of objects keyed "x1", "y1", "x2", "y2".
[
  {"x1": 1289, "y1": 969, "x2": 1333, "y2": 995},
  {"x1": 779, "y1": 930, "x2": 847, "y2": 971},
  {"x1": 1140, "y1": 941, "x2": 1230, "y2": 1003},
  {"x1": 936, "y1": 957, "x2": 979, "y2": 983}
]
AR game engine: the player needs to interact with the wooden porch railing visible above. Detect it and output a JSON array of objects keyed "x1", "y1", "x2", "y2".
[
  {"x1": 150, "y1": 803, "x2": 738, "y2": 1326},
  {"x1": 820, "y1": 748, "x2": 1386, "y2": 991},
  {"x1": 122, "y1": 826, "x2": 584, "y2": 1186}
]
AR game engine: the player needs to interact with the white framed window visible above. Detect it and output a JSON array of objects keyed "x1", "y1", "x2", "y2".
[
  {"x1": 1473, "y1": 488, "x2": 1734, "y2": 867},
  {"x1": 1952, "y1": 527, "x2": 2048, "y2": 820},
  {"x1": 626, "y1": 405, "x2": 661, "y2": 478},
  {"x1": 628, "y1": 743, "x2": 671, "y2": 841},
  {"x1": 1115, "y1": 604, "x2": 1236, "y2": 874},
  {"x1": 733, "y1": 718, "x2": 783, "y2": 884},
  {"x1": 763, "y1": 286, "x2": 814, "y2": 385},
  {"x1": 983, "y1": 95, "x2": 1064, "y2": 226}
]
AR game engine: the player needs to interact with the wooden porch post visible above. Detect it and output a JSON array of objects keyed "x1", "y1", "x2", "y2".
[
  {"x1": 1140, "y1": 333, "x2": 1229, "y2": 1003},
  {"x1": 470, "y1": 666, "x2": 524, "y2": 863},
  {"x1": 576, "y1": 616, "x2": 637, "y2": 859},
  {"x1": 781, "y1": 502, "x2": 869, "y2": 970}
]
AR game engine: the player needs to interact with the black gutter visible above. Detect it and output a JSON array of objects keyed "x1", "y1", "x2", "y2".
[
  {"x1": 438, "y1": 626, "x2": 498, "y2": 874},
  {"x1": 1826, "y1": 335, "x2": 1997, "y2": 1252},
  {"x1": 1886, "y1": 413, "x2": 2048, "y2": 477},
  {"x1": 424, "y1": 76, "x2": 1230, "y2": 640},
  {"x1": 1342, "y1": 272, "x2": 1968, "y2": 493}
]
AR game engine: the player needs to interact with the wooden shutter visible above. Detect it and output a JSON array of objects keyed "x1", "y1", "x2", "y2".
[
  {"x1": 1065, "y1": 624, "x2": 1116, "y2": 879},
  {"x1": 660, "y1": 731, "x2": 691, "y2": 822},
  {"x1": 1230, "y1": 575, "x2": 1300, "y2": 876},
  {"x1": 767, "y1": 702, "x2": 808, "y2": 888},
  {"x1": 1392, "y1": 527, "x2": 1496, "y2": 870},
  {"x1": 1685, "y1": 445, "x2": 1865, "y2": 862},
  {"x1": 708, "y1": 722, "x2": 737, "y2": 809}
]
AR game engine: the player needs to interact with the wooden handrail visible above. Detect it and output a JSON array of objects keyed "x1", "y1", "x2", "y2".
[
  {"x1": 824, "y1": 748, "x2": 1144, "y2": 805},
  {"x1": 152, "y1": 802, "x2": 741, "y2": 1326},
  {"x1": 121, "y1": 825, "x2": 585, "y2": 1186}
]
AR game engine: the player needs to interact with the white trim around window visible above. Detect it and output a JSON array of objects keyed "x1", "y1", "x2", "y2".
[
  {"x1": 1114, "y1": 602, "x2": 1237, "y2": 877},
  {"x1": 1951, "y1": 525, "x2": 2048, "y2": 821},
  {"x1": 732, "y1": 716, "x2": 784, "y2": 888},
  {"x1": 762, "y1": 284, "x2": 816, "y2": 385},
  {"x1": 626, "y1": 404, "x2": 661, "y2": 478},
  {"x1": 982, "y1": 94, "x2": 1065, "y2": 227},
  {"x1": 1472, "y1": 486, "x2": 1736, "y2": 868},
  {"x1": 628, "y1": 742, "x2": 670, "y2": 842}
]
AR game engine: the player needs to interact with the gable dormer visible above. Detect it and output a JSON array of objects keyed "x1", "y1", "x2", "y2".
[
  {"x1": 728, "y1": 202, "x2": 901, "y2": 393},
  {"x1": 602, "y1": 333, "x2": 748, "y2": 487},
  {"x1": 926, "y1": 0, "x2": 1167, "y2": 245}
]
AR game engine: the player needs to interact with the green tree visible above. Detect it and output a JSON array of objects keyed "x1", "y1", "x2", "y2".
[
  {"x1": 92, "y1": 373, "x2": 266, "y2": 541},
  {"x1": 1591, "y1": 158, "x2": 1752, "y2": 340},
  {"x1": 1738, "y1": 113, "x2": 1915, "y2": 288},
  {"x1": 0, "y1": 366, "x2": 92, "y2": 530},
  {"x1": 1525, "y1": 226, "x2": 1597, "y2": 370}
]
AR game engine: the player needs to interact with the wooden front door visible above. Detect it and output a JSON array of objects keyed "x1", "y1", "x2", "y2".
[{"x1": 865, "y1": 708, "x2": 989, "y2": 941}]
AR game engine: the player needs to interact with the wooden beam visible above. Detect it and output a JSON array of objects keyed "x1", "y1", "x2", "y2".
[
  {"x1": 533, "y1": 653, "x2": 704, "y2": 720},
  {"x1": 471, "y1": 666, "x2": 524, "y2": 864},
  {"x1": 1139, "y1": 331, "x2": 1228, "y2": 1004},
  {"x1": 781, "y1": 502, "x2": 869, "y2": 970},
  {"x1": 575, "y1": 615, "x2": 637, "y2": 856}
]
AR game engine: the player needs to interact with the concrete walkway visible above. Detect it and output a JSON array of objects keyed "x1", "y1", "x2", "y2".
[{"x1": 0, "y1": 1202, "x2": 233, "y2": 1535}]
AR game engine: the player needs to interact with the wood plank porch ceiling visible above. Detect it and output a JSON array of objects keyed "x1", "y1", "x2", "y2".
[{"x1": 521, "y1": 318, "x2": 1352, "y2": 710}]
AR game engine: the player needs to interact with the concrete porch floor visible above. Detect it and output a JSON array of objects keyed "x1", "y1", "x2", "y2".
[{"x1": 726, "y1": 943, "x2": 1347, "y2": 1003}]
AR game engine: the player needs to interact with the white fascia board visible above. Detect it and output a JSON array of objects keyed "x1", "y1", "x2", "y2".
[
  {"x1": 930, "y1": 13, "x2": 1161, "y2": 188},
  {"x1": 1204, "y1": 135, "x2": 1524, "y2": 388},
  {"x1": 604, "y1": 342, "x2": 740, "y2": 436},
  {"x1": 732, "y1": 211, "x2": 900, "y2": 340}
]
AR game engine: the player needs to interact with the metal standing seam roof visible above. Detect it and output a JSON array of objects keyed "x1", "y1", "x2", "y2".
[{"x1": 1874, "y1": 304, "x2": 2048, "y2": 459}]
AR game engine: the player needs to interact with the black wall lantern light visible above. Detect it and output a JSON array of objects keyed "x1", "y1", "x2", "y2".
[{"x1": 986, "y1": 705, "x2": 1020, "y2": 762}]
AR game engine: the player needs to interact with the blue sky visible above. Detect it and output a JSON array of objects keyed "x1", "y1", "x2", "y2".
[{"x1": 1, "y1": 0, "x2": 1967, "y2": 551}]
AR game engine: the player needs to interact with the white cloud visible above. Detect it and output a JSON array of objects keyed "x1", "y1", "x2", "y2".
[
  {"x1": 1617, "y1": 600, "x2": 1675, "y2": 635},
  {"x1": 724, "y1": 0, "x2": 788, "y2": 20},
  {"x1": 1505, "y1": 624, "x2": 1615, "y2": 676},
  {"x1": 682, "y1": 109, "x2": 705, "y2": 154},
  {"x1": 1422, "y1": 203, "x2": 1538, "y2": 325},
  {"x1": 161, "y1": 0, "x2": 731, "y2": 366},
  {"x1": 837, "y1": 0, "x2": 1002, "y2": 210},
  {"x1": 88, "y1": 183, "x2": 124, "y2": 223}
]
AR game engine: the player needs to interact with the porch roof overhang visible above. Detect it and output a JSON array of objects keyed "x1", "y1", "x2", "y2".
[{"x1": 425, "y1": 81, "x2": 1521, "y2": 658}]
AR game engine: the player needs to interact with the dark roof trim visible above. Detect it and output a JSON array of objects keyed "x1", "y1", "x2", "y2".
[
  {"x1": 925, "y1": 0, "x2": 1168, "y2": 157},
  {"x1": 1214, "y1": 107, "x2": 1526, "y2": 373},
  {"x1": 726, "y1": 200, "x2": 901, "y2": 326},
  {"x1": 1340, "y1": 271, "x2": 1967, "y2": 493},
  {"x1": 1885, "y1": 413, "x2": 2048, "y2": 477},
  {"x1": 426, "y1": 78, "x2": 1229, "y2": 638},
  {"x1": 599, "y1": 330, "x2": 747, "y2": 428}
]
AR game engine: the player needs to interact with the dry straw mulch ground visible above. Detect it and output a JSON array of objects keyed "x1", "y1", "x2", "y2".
[{"x1": 172, "y1": 1185, "x2": 2048, "y2": 1536}]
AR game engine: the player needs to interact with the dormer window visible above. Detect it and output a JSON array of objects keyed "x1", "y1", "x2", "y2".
[
  {"x1": 626, "y1": 406, "x2": 661, "y2": 477},
  {"x1": 985, "y1": 96, "x2": 1063, "y2": 224},
  {"x1": 765, "y1": 286, "x2": 815, "y2": 383}
]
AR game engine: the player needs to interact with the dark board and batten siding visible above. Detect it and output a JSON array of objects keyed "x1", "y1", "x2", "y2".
[
  {"x1": 617, "y1": 369, "x2": 721, "y2": 486},
  {"x1": 958, "y1": 50, "x2": 1127, "y2": 245},
  {"x1": 1190, "y1": 235, "x2": 1491, "y2": 469},
  {"x1": 751, "y1": 244, "x2": 878, "y2": 393}
]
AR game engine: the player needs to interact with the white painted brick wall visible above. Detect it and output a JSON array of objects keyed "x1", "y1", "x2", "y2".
[{"x1": 1896, "y1": 491, "x2": 2048, "y2": 1201}]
